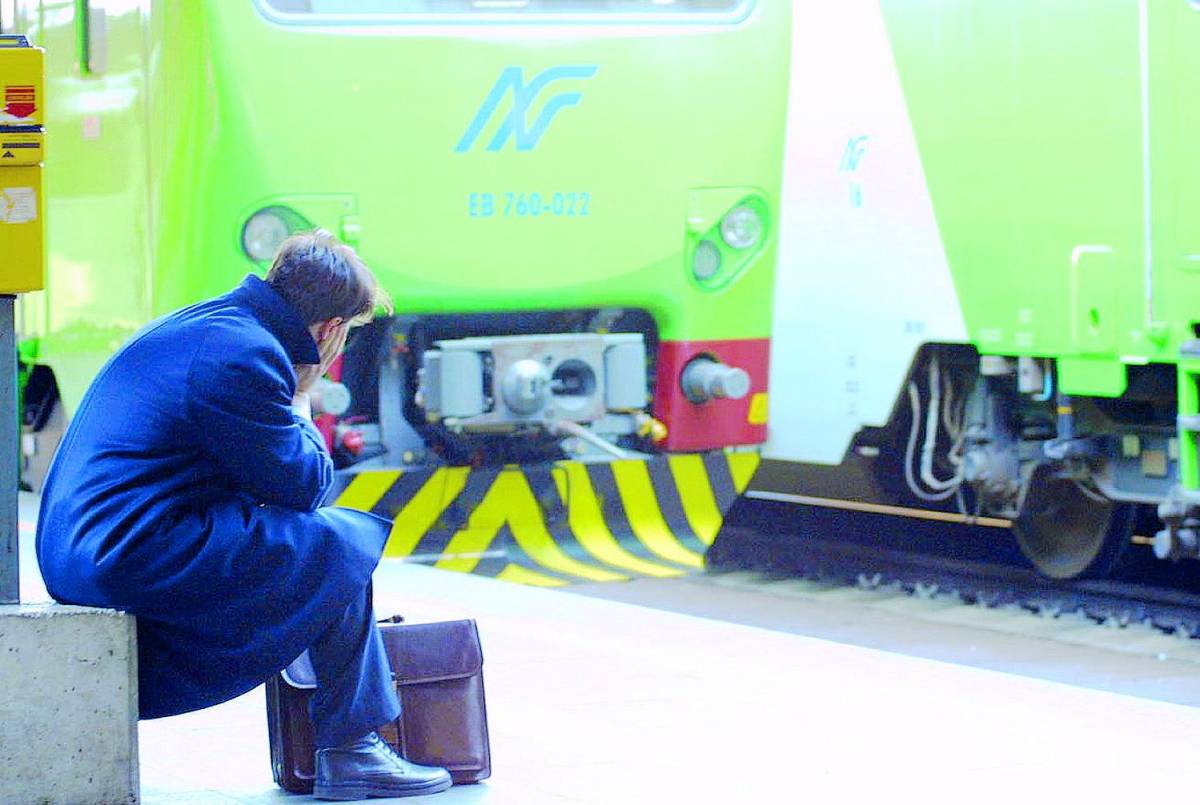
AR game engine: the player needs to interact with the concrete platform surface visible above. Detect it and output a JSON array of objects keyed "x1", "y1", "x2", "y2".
[
  {"x1": 15, "y1": 491, "x2": 1200, "y2": 803},
  {"x1": 127, "y1": 560, "x2": 1200, "y2": 804},
  {"x1": 574, "y1": 572, "x2": 1200, "y2": 707}
]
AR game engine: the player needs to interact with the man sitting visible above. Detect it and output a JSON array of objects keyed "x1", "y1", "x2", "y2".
[{"x1": 37, "y1": 231, "x2": 452, "y2": 800}]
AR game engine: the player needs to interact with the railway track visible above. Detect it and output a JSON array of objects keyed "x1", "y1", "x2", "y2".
[{"x1": 709, "y1": 498, "x2": 1200, "y2": 645}]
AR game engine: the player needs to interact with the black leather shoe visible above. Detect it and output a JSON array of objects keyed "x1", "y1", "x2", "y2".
[{"x1": 313, "y1": 732, "x2": 452, "y2": 800}]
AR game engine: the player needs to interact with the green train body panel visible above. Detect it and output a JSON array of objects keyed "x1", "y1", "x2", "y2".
[
  {"x1": 873, "y1": 0, "x2": 1200, "y2": 503},
  {"x1": 879, "y1": 0, "x2": 1200, "y2": 382},
  {"x1": 14, "y1": 0, "x2": 789, "y2": 415}
]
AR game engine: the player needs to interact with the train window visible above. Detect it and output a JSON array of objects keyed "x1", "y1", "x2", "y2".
[
  {"x1": 257, "y1": 0, "x2": 751, "y2": 24},
  {"x1": 0, "y1": 0, "x2": 13, "y2": 34}
]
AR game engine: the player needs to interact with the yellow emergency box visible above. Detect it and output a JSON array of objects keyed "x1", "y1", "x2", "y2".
[{"x1": 0, "y1": 34, "x2": 44, "y2": 293}]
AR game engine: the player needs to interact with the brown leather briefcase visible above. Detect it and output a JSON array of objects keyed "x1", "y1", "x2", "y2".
[{"x1": 266, "y1": 617, "x2": 491, "y2": 793}]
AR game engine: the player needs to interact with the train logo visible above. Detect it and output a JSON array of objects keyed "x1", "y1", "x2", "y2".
[
  {"x1": 839, "y1": 135, "x2": 870, "y2": 208},
  {"x1": 455, "y1": 65, "x2": 599, "y2": 153},
  {"x1": 839, "y1": 135, "x2": 869, "y2": 172}
]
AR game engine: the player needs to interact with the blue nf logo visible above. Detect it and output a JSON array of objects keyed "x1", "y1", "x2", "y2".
[
  {"x1": 455, "y1": 65, "x2": 599, "y2": 153},
  {"x1": 839, "y1": 135, "x2": 869, "y2": 172}
]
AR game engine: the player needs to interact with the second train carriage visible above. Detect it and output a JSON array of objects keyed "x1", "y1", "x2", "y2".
[{"x1": 728, "y1": 0, "x2": 1200, "y2": 581}]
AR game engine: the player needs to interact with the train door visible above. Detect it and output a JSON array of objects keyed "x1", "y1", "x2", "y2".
[
  {"x1": 1152, "y1": 0, "x2": 1200, "y2": 340},
  {"x1": 1180, "y1": 6, "x2": 1200, "y2": 286}
]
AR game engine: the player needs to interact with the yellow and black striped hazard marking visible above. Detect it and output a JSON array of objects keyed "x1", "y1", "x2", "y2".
[{"x1": 333, "y1": 452, "x2": 760, "y2": 587}]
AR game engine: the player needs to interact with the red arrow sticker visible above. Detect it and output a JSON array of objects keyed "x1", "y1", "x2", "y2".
[{"x1": 3, "y1": 85, "x2": 36, "y2": 119}]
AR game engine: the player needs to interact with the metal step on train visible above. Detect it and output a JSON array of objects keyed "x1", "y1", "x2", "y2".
[{"x1": 331, "y1": 451, "x2": 760, "y2": 587}]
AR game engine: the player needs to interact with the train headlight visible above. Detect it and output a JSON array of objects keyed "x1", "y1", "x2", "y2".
[
  {"x1": 720, "y1": 205, "x2": 763, "y2": 250},
  {"x1": 692, "y1": 239, "x2": 722, "y2": 281},
  {"x1": 685, "y1": 191, "x2": 768, "y2": 289},
  {"x1": 241, "y1": 207, "x2": 295, "y2": 262}
]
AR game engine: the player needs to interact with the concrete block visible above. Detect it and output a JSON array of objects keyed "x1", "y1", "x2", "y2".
[{"x1": 0, "y1": 604, "x2": 139, "y2": 804}]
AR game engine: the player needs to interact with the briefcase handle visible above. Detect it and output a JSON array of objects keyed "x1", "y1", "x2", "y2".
[{"x1": 379, "y1": 614, "x2": 403, "y2": 683}]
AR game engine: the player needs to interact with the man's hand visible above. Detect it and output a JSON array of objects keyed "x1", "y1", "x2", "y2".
[
  {"x1": 317, "y1": 321, "x2": 350, "y2": 375},
  {"x1": 294, "y1": 364, "x2": 322, "y2": 396},
  {"x1": 294, "y1": 321, "x2": 350, "y2": 397}
]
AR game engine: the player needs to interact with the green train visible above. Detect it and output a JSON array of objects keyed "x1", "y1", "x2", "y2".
[
  {"x1": 9, "y1": 0, "x2": 1200, "y2": 583},
  {"x1": 6, "y1": 0, "x2": 787, "y2": 475},
  {"x1": 751, "y1": 0, "x2": 1200, "y2": 580}
]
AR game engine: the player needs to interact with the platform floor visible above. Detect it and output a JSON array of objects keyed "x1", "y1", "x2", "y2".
[
  {"x1": 573, "y1": 572, "x2": 1200, "y2": 708},
  {"x1": 15, "y1": 493, "x2": 1200, "y2": 803}
]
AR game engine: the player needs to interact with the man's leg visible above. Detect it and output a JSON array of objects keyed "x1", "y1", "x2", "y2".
[
  {"x1": 308, "y1": 584, "x2": 452, "y2": 799},
  {"x1": 307, "y1": 583, "x2": 400, "y2": 748}
]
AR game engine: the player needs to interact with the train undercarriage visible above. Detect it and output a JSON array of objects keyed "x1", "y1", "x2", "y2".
[
  {"x1": 740, "y1": 344, "x2": 1200, "y2": 583},
  {"x1": 315, "y1": 326, "x2": 1200, "y2": 585},
  {"x1": 20, "y1": 329, "x2": 1200, "y2": 589}
]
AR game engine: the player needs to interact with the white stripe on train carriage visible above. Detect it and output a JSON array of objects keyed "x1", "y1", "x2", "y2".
[{"x1": 765, "y1": 0, "x2": 968, "y2": 466}]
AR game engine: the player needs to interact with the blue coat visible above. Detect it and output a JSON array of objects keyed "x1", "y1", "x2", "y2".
[{"x1": 36, "y1": 275, "x2": 390, "y2": 718}]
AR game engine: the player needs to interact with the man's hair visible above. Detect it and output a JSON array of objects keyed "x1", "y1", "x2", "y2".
[{"x1": 265, "y1": 230, "x2": 393, "y2": 326}]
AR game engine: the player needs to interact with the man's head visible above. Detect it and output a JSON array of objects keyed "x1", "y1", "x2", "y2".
[{"x1": 265, "y1": 230, "x2": 393, "y2": 350}]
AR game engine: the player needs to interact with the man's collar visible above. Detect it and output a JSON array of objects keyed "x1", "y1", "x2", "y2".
[{"x1": 228, "y1": 275, "x2": 321, "y2": 366}]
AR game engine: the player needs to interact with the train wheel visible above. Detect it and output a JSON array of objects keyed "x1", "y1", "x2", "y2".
[{"x1": 1012, "y1": 463, "x2": 1133, "y2": 580}]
